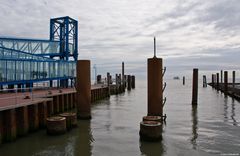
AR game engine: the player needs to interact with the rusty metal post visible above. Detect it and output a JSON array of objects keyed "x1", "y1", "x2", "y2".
[
  {"x1": 192, "y1": 68, "x2": 198, "y2": 105},
  {"x1": 148, "y1": 57, "x2": 163, "y2": 116},
  {"x1": 224, "y1": 71, "x2": 228, "y2": 94},
  {"x1": 76, "y1": 60, "x2": 91, "y2": 119},
  {"x1": 216, "y1": 73, "x2": 219, "y2": 90},
  {"x1": 183, "y1": 76, "x2": 185, "y2": 85},
  {"x1": 232, "y1": 71, "x2": 235, "y2": 89}
]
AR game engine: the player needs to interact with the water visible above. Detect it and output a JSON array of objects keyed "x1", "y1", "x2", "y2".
[{"x1": 0, "y1": 79, "x2": 240, "y2": 156}]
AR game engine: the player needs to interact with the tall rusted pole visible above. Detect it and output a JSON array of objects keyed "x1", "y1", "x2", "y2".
[
  {"x1": 224, "y1": 71, "x2": 228, "y2": 94},
  {"x1": 232, "y1": 71, "x2": 235, "y2": 88},
  {"x1": 192, "y1": 68, "x2": 198, "y2": 105},
  {"x1": 76, "y1": 60, "x2": 91, "y2": 119},
  {"x1": 148, "y1": 57, "x2": 163, "y2": 116}
]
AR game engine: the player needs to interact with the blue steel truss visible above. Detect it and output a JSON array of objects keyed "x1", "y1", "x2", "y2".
[
  {"x1": 0, "y1": 16, "x2": 78, "y2": 86},
  {"x1": 50, "y1": 16, "x2": 78, "y2": 61}
]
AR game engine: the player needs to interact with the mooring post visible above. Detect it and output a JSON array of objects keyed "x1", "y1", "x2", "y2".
[
  {"x1": 183, "y1": 76, "x2": 185, "y2": 85},
  {"x1": 224, "y1": 71, "x2": 228, "y2": 94},
  {"x1": 148, "y1": 57, "x2": 163, "y2": 116},
  {"x1": 192, "y1": 68, "x2": 198, "y2": 105},
  {"x1": 76, "y1": 60, "x2": 91, "y2": 119},
  {"x1": 216, "y1": 73, "x2": 219, "y2": 90},
  {"x1": 232, "y1": 71, "x2": 235, "y2": 89}
]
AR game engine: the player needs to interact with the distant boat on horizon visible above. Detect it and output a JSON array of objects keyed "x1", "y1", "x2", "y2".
[{"x1": 173, "y1": 76, "x2": 180, "y2": 80}]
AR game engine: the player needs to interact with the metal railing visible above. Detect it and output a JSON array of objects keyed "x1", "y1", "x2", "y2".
[{"x1": 0, "y1": 87, "x2": 76, "y2": 109}]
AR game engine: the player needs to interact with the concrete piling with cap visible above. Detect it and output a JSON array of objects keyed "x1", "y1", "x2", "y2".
[
  {"x1": 76, "y1": 60, "x2": 91, "y2": 119},
  {"x1": 192, "y1": 68, "x2": 198, "y2": 105}
]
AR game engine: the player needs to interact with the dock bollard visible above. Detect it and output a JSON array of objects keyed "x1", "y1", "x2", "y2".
[
  {"x1": 76, "y1": 60, "x2": 91, "y2": 119},
  {"x1": 46, "y1": 116, "x2": 66, "y2": 135},
  {"x1": 192, "y1": 68, "x2": 198, "y2": 105}
]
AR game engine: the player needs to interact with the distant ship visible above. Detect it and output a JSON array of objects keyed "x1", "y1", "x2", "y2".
[{"x1": 173, "y1": 76, "x2": 180, "y2": 80}]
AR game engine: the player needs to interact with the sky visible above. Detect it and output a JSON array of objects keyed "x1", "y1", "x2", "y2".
[{"x1": 1, "y1": 0, "x2": 240, "y2": 79}]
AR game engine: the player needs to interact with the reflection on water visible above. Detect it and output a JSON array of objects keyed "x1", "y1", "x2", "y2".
[
  {"x1": 139, "y1": 139, "x2": 165, "y2": 156},
  {"x1": 74, "y1": 120, "x2": 93, "y2": 156},
  {"x1": 191, "y1": 105, "x2": 198, "y2": 149}
]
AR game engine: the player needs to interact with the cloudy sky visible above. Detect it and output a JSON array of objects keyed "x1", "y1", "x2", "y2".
[{"x1": 1, "y1": 0, "x2": 240, "y2": 79}]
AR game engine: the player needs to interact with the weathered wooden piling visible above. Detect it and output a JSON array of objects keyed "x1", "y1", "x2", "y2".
[
  {"x1": 192, "y1": 68, "x2": 198, "y2": 105},
  {"x1": 224, "y1": 71, "x2": 228, "y2": 94},
  {"x1": 127, "y1": 75, "x2": 132, "y2": 91},
  {"x1": 147, "y1": 57, "x2": 163, "y2": 116},
  {"x1": 216, "y1": 73, "x2": 219, "y2": 90},
  {"x1": 183, "y1": 76, "x2": 185, "y2": 85},
  {"x1": 232, "y1": 71, "x2": 235, "y2": 88},
  {"x1": 76, "y1": 60, "x2": 91, "y2": 119},
  {"x1": 131, "y1": 75, "x2": 135, "y2": 89}
]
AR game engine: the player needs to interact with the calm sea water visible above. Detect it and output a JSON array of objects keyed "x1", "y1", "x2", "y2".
[{"x1": 0, "y1": 79, "x2": 240, "y2": 156}]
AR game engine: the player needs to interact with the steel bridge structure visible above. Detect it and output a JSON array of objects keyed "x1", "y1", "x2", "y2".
[{"x1": 0, "y1": 16, "x2": 78, "y2": 89}]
